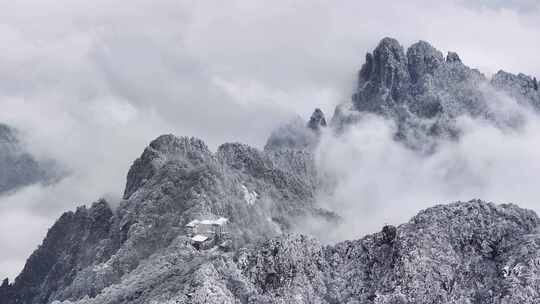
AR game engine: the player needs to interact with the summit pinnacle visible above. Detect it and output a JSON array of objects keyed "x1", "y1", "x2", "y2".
[{"x1": 307, "y1": 108, "x2": 327, "y2": 131}]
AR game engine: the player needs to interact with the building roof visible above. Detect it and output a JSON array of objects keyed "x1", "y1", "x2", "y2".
[
  {"x1": 191, "y1": 234, "x2": 208, "y2": 242},
  {"x1": 185, "y1": 217, "x2": 228, "y2": 227}
]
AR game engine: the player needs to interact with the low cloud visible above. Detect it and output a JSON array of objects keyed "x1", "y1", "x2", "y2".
[{"x1": 314, "y1": 100, "x2": 540, "y2": 242}]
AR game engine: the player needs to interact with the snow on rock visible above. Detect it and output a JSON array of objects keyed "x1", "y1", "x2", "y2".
[
  {"x1": 241, "y1": 184, "x2": 258, "y2": 205},
  {"x1": 336, "y1": 37, "x2": 540, "y2": 151},
  {"x1": 92, "y1": 261, "x2": 111, "y2": 273},
  {"x1": 186, "y1": 217, "x2": 228, "y2": 227},
  {"x1": 191, "y1": 235, "x2": 209, "y2": 242}
]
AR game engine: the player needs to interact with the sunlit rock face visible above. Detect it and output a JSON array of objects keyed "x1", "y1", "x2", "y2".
[
  {"x1": 0, "y1": 123, "x2": 51, "y2": 194},
  {"x1": 3, "y1": 38, "x2": 540, "y2": 304}
]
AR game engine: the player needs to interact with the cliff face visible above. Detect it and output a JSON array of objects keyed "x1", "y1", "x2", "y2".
[{"x1": 3, "y1": 37, "x2": 540, "y2": 304}]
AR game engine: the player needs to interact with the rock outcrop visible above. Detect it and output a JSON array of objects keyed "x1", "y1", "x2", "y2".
[{"x1": 307, "y1": 108, "x2": 327, "y2": 131}]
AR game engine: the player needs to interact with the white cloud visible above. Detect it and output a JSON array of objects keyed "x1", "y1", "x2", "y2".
[{"x1": 315, "y1": 107, "x2": 540, "y2": 242}]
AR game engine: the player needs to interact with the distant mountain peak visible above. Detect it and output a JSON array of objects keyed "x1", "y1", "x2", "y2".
[
  {"x1": 123, "y1": 135, "x2": 212, "y2": 199},
  {"x1": 342, "y1": 37, "x2": 539, "y2": 150},
  {"x1": 307, "y1": 108, "x2": 327, "y2": 131},
  {"x1": 358, "y1": 37, "x2": 410, "y2": 101},
  {"x1": 407, "y1": 40, "x2": 444, "y2": 82}
]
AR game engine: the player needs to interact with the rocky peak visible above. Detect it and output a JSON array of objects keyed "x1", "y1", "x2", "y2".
[
  {"x1": 372, "y1": 37, "x2": 407, "y2": 68},
  {"x1": 491, "y1": 70, "x2": 538, "y2": 91},
  {"x1": 491, "y1": 70, "x2": 540, "y2": 108},
  {"x1": 307, "y1": 108, "x2": 327, "y2": 131},
  {"x1": 217, "y1": 142, "x2": 267, "y2": 176},
  {"x1": 148, "y1": 134, "x2": 211, "y2": 159},
  {"x1": 446, "y1": 51, "x2": 462, "y2": 63},
  {"x1": 358, "y1": 37, "x2": 410, "y2": 98},
  {"x1": 406, "y1": 40, "x2": 444, "y2": 82},
  {"x1": 123, "y1": 135, "x2": 212, "y2": 199},
  {"x1": 343, "y1": 37, "x2": 540, "y2": 150},
  {"x1": 0, "y1": 278, "x2": 13, "y2": 303}
]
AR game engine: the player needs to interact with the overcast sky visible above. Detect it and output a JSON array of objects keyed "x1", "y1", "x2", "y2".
[{"x1": 0, "y1": 0, "x2": 539, "y2": 280}]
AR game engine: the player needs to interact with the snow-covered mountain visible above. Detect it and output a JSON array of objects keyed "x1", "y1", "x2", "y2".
[
  {"x1": 2, "y1": 38, "x2": 540, "y2": 304},
  {"x1": 332, "y1": 38, "x2": 540, "y2": 151}
]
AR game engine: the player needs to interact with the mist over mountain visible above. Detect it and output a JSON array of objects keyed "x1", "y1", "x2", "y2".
[
  {"x1": 317, "y1": 38, "x2": 540, "y2": 242},
  {"x1": 0, "y1": 123, "x2": 60, "y2": 194},
  {"x1": 332, "y1": 38, "x2": 539, "y2": 151},
  {"x1": 2, "y1": 37, "x2": 540, "y2": 303}
]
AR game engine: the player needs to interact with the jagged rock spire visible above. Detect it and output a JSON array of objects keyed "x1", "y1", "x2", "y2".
[
  {"x1": 307, "y1": 108, "x2": 327, "y2": 131},
  {"x1": 346, "y1": 37, "x2": 504, "y2": 150},
  {"x1": 358, "y1": 37, "x2": 410, "y2": 98},
  {"x1": 406, "y1": 40, "x2": 444, "y2": 82},
  {"x1": 446, "y1": 51, "x2": 461, "y2": 63},
  {"x1": 123, "y1": 135, "x2": 212, "y2": 199},
  {"x1": 0, "y1": 278, "x2": 13, "y2": 304}
]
